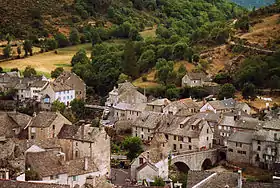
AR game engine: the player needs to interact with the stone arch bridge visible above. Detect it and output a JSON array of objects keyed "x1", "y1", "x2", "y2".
[{"x1": 171, "y1": 149, "x2": 218, "y2": 172}]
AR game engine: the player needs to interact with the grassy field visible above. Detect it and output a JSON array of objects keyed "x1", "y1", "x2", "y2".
[
  {"x1": 0, "y1": 43, "x2": 92, "y2": 76},
  {"x1": 140, "y1": 26, "x2": 157, "y2": 39}
]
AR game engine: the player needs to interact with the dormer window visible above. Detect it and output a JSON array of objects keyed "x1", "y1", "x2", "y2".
[
  {"x1": 180, "y1": 124, "x2": 183, "y2": 128},
  {"x1": 192, "y1": 125, "x2": 195, "y2": 130}
]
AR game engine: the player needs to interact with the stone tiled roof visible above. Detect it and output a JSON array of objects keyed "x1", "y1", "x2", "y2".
[
  {"x1": 30, "y1": 80, "x2": 48, "y2": 88},
  {"x1": 187, "y1": 72, "x2": 210, "y2": 81},
  {"x1": 133, "y1": 111, "x2": 163, "y2": 129},
  {"x1": 7, "y1": 111, "x2": 32, "y2": 129},
  {"x1": 228, "y1": 131, "x2": 253, "y2": 144},
  {"x1": 118, "y1": 82, "x2": 137, "y2": 94},
  {"x1": 193, "y1": 112, "x2": 220, "y2": 123},
  {"x1": 136, "y1": 161, "x2": 158, "y2": 172},
  {"x1": 243, "y1": 182, "x2": 279, "y2": 188},
  {"x1": 51, "y1": 82, "x2": 72, "y2": 92},
  {"x1": 0, "y1": 138, "x2": 15, "y2": 159},
  {"x1": 0, "y1": 112, "x2": 20, "y2": 137},
  {"x1": 187, "y1": 171, "x2": 215, "y2": 188},
  {"x1": 208, "y1": 98, "x2": 236, "y2": 110},
  {"x1": 54, "y1": 71, "x2": 72, "y2": 83},
  {"x1": 234, "y1": 117, "x2": 263, "y2": 130},
  {"x1": 147, "y1": 98, "x2": 171, "y2": 106},
  {"x1": 253, "y1": 129, "x2": 277, "y2": 142},
  {"x1": 67, "y1": 158, "x2": 98, "y2": 176},
  {"x1": 263, "y1": 119, "x2": 280, "y2": 130},
  {"x1": 114, "y1": 102, "x2": 147, "y2": 112},
  {"x1": 199, "y1": 172, "x2": 239, "y2": 188},
  {"x1": 0, "y1": 180, "x2": 70, "y2": 188},
  {"x1": 58, "y1": 124, "x2": 98, "y2": 143},
  {"x1": 29, "y1": 111, "x2": 58, "y2": 128}
]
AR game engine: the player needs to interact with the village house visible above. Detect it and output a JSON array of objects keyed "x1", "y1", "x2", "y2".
[
  {"x1": 57, "y1": 123, "x2": 110, "y2": 175},
  {"x1": 145, "y1": 98, "x2": 171, "y2": 113},
  {"x1": 163, "y1": 98, "x2": 201, "y2": 116},
  {"x1": 54, "y1": 72, "x2": 86, "y2": 101},
  {"x1": 105, "y1": 82, "x2": 147, "y2": 106},
  {"x1": 50, "y1": 82, "x2": 75, "y2": 106},
  {"x1": 0, "y1": 71, "x2": 20, "y2": 92},
  {"x1": 132, "y1": 111, "x2": 163, "y2": 141},
  {"x1": 113, "y1": 102, "x2": 147, "y2": 121},
  {"x1": 252, "y1": 119, "x2": 280, "y2": 171},
  {"x1": 215, "y1": 112, "x2": 262, "y2": 146},
  {"x1": 156, "y1": 114, "x2": 214, "y2": 153},
  {"x1": 200, "y1": 98, "x2": 251, "y2": 114},
  {"x1": 181, "y1": 72, "x2": 212, "y2": 87},
  {"x1": 27, "y1": 111, "x2": 72, "y2": 140},
  {"x1": 25, "y1": 150, "x2": 103, "y2": 188},
  {"x1": 227, "y1": 131, "x2": 253, "y2": 164},
  {"x1": 130, "y1": 134, "x2": 170, "y2": 182}
]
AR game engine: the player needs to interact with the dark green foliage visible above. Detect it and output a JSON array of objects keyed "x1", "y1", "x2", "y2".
[
  {"x1": 138, "y1": 49, "x2": 156, "y2": 72},
  {"x1": 51, "y1": 100, "x2": 66, "y2": 112},
  {"x1": 123, "y1": 41, "x2": 139, "y2": 78},
  {"x1": 242, "y1": 82, "x2": 256, "y2": 100},
  {"x1": 214, "y1": 73, "x2": 232, "y2": 84},
  {"x1": 71, "y1": 49, "x2": 90, "y2": 66},
  {"x1": 0, "y1": 67, "x2": 3, "y2": 73},
  {"x1": 45, "y1": 39, "x2": 58, "y2": 51},
  {"x1": 218, "y1": 83, "x2": 236, "y2": 100},
  {"x1": 11, "y1": 68, "x2": 19, "y2": 72},
  {"x1": 171, "y1": 172, "x2": 188, "y2": 188},
  {"x1": 17, "y1": 46, "x2": 22, "y2": 58},
  {"x1": 235, "y1": 16, "x2": 250, "y2": 32},
  {"x1": 189, "y1": 86, "x2": 210, "y2": 99},
  {"x1": 23, "y1": 40, "x2": 33, "y2": 56},
  {"x1": 51, "y1": 67, "x2": 64, "y2": 78},
  {"x1": 55, "y1": 33, "x2": 70, "y2": 48},
  {"x1": 70, "y1": 99, "x2": 85, "y2": 119},
  {"x1": 69, "y1": 28, "x2": 81, "y2": 45},
  {"x1": 3, "y1": 45, "x2": 12, "y2": 58},
  {"x1": 25, "y1": 169, "x2": 40, "y2": 181},
  {"x1": 151, "y1": 177, "x2": 165, "y2": 186},
  {"x1": 122, "y1": 136, "x2": 143, "y2": 161},
  {"x1": 23, "y1": 66, "x2": 36, "y2": 77},
  {"x1": 155, "y1": 58, "x2": 175, "y2": 85}
]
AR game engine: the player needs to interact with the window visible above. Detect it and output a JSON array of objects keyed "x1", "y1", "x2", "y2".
[
  {"x1": 50, "y1": 175, "x2": 54, "y2": 180},
  {"x1": 141, "y1": 135, "x2": 144, "y2": 139},
  {"x1": 53, "y1": 125, "x2": 55, "y2": 130},
  {"x1": 257, "y1": 140, "x2": 261, "y2": 144},
  {"x1": 163, "y1": 143, "x2": 165, "y2": 147},
  {"x1": 178, "y1": 136, "x2": 183, "y2": 141},
  {"x1": 224, "y1": 126, "x2": 227, "y2": 130},
  {"x1": 180, "y1": 144, "x2": 182, "y2": 149},
  {"x1": 56, "y1": 175, "x2": 59, "y2": 179},
  {"x1": 236, "y1": 142, "x2": 242, "y2": 147},
  {"x1": 76, "y1": 142, "x2": 78, "y2": 146},
  {"x1": 237, "y1": 151, "x2": 246, "y2": 155},
  {"x1": 257, "y1": 146, "x2": 261, "y2": 151},
  {"x1": 192, "y1": 125, "x2": 195, "y2": 130},
  {"x1": 165, "y1": 134, "x2": 169, "y2": 140},
  {"x1": 188, "y1": 137, "x2": 191, "y2": 143},
  {"x1": 207, "y1": 137, "x2": 209, "y2": 141},
  {"x1": 189, "y1": 145, "x2": 192, "y2": 150},
  {"x1": 174, "y1": 135, "x2": 176, "y2": 140},
  {"x1": 180, "y1": 124, "x2": 184, "y2": 128},
  {"x1": 228, "y1": 148, "x2": 233, "y2": 152},
  {"x1": 73, "y1": 176, "x2": 77, "y2": 181},
  {"x1": 75, "y1": 150, "x2": 79, "y2": 158},
  {"x1": 173, "y1": 144, "x2": 177, "y2": 151},
  {"x1": 218, "y1": 126, "x2": 222, "y2": 130},
  {"x1": 274, "y1": 133, "x2": 277, "y2": 140},
  {"x1": 139, "y1": 157, "x2": 144, "y2": 164},
  {"x1": 148, "y1": 129, "x2": 150, "y2": 133},
  {"x1": 142, "y1": 128, "x2": 143, "y2": 131},
  {"x1": 207, "y1": 129, "x2": 209, "y2": 133}
]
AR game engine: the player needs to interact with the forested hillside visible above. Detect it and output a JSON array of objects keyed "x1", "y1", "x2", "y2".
[{"x1": 230, "y1": 0, "x2": 275, "y2": 8}]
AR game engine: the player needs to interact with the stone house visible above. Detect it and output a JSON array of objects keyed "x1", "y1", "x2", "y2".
[
  {"x1": 132, "y1": 111, "x2": 163, "y2": 141},
  {"x1": 227, "y1": 131, "x2": 253, "y2": 164},
  {"x1": 252, "y1": 119, "x2": 280, "y2": 171},
  {"x1": 200, "y1": 98, "x2": 251, "y2": 114},
  {"x1": 105, "y1": 82, "x2": 147, "y2": 106},
  {"x1": 27, "y1": 111, "x2": 72, "y2": 140},
  {"x1": 57, "y1": 123, "x2": 110, "y2": 175},
  {"x1": 25, "y1": 150, "x2": 103, "y2": 188},
  {"x1": 157, "y1": 114, "x2": 214, "y2": 153},
  {"x1": 50, "y1": 82, "x2": 75, "y2": 106},
  {"x1": 0, "y1": 71, "x2": 20, "y2": 92},
  {"x1": 113, "y1": 102, "x2": 147, "y2": 121},
  {"x1": 215, "y1": 113, "x2": 262, "y2": 146},
  {"x1": 146, "y1": 98, "x2": 171, "y2": 113},
  {"x1": 181, "y1": 72, "x2": 212, "y2": 87},
  {"x1": 54, "y1": 72, "x2": 86, "y2": 101},
  {"x1": 163, "y1": 98, "x2": 200, "y2": 116},
  {"x1": 130, "y1": 147, "x2": 169, "y2": 182}
]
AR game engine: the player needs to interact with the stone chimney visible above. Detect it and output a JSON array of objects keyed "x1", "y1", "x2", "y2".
[{"x1": 84, "y1": 157, "x2": 88, "y2": 171}]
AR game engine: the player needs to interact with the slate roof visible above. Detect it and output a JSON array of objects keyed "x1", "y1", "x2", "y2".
[
  {"x1": 193, "y1": 112, "x2": 220, "y2": 123},
  {"x1": 253, "y1": 129, "x2": 277, "y2": 142},
  {"x1": 58, "y1": 124, "x2": 98, "y2": 142},
  {"x1": 51, "y1": 82, "x2": 72, "y2": 92},
  {"x1": 243, "y1": 182, "x2": 279, "y2": 188},
  {"x1": 114, "y1": 102, "x2": 147, "y2": 112},
  {"x1": 198, "y1": 172, "x2": 239, "y2": 188},
  {"x1": 263, "y1": 119, "x2": 280, "y2": 130},
  {"x1": 54, "y1": 71, "x2": 73, "y2": 83},
  {"x1": 208, "y1": 98, "x2": 236, "y2": 110},
  {"x1": 7, "y1": 111, "x2": 32, "y2": 129},
  {"x1": 147, "y1": 98, "x2": 171, "y2": 106},
  {"x1": 26, "y1": 151, "x2": 98, "y2": 178},
  {"x1": 234, "y1": 117, "x2": 263, "y2": 130},
  {"x1": 30, "y1": 80, "x2": 48, "y2": 88},
  {"x1": 136, "y1": 161, "x2": 158, "y2": 172},
  {"x1": 118, "y1": 82, "x2": 137, "y2": 94},
  {"x1": 187, "y1": 171, "x2": 215, "y2": 188},
  {"x1": 187, "y1": 72, "x2": 210, "y2": 81},
  {"x1": 0, "y1": 180, "x2": 70, "y2": 188},
  {"x1": 29, "y1": 111, "x2": 58, "y2": 128},
  {"x1": 133, "y1": 111, "x2": 163, "y2": 129},
  {"x1": 0, "y1": 112, "x2": 20, "y2": 137},
  {"x1": 228, "y1": 131, "x2": 253, "y2": 144}
]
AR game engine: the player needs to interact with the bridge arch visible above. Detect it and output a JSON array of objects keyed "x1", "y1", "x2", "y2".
[
  {"x1": 201, "y1": 158, "x2": 212, "y2": 170},
  {"x1": 174, "y1": 161, "x2": 190, "y2": 173}
]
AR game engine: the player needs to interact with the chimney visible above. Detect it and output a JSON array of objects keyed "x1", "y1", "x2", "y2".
[
  {"x1": 238, "y1": 170, "x2": 242, "y2": 188},
  {"x1": 84, "y1": 157, "x2": 88, "y2": 171},
  {"x1": 33, "y1": 112, "x2": 36, "y2": 117}
]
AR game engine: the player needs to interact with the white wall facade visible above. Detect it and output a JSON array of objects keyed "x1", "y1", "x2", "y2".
[
  {"x1": 200, "y1": 103, "x2": 216, "y2": 113},
  {"x1": 55, "y1": 90, "x2": 75, "y2": 105}
]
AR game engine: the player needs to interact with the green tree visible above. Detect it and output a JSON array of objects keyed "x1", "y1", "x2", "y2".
[
  {"x1": 23, "y1": 40, "x2": 33, "y2": 56},
  {"x1": 71, "y1": 49, "x2": 90, "y2": 66},
  {"x1": 51, "y1": 100, "x2": 66, "y2": 112},
  {"x1": 123, "y1": 41, "x2": 139, "y2": 78},
  {"x1": 45, "y1": 38, "x2": 58, "y2": 51},
  {"x1": 118, "y1": 73, "x2": 131, "y2": 83},
  {"x1": 269, "y1": 75, "x2": 280, "y2": 91},
  {"x1": 91, "y1": 29, "x2": 102, "y2": 46},
  {"x1": 138, "y1": 49, "x2": 155, "y2": 72},
  {"x1": 0, "y1": 67, "x2": 3, "y2": 73},
  {"x1": 69, "y1": 28, "x2": 80, "y2": 45},
  {"x1": 17, "y1": 46, "x2": 21, "y2": 58},
  {"x1": 218, "y1": 83, "x2": 236, "y2": 100},
  {"x1": 122, "y1": 136, "x2": 143, "y2": 161},
  {"x1": 151, "y1": 177, "x2": 165, "y2": 186},
  {"x1": 70, "y1": 98, "x2": 85, "y2": 119},
  {"x1": 155, "y1": 58, "x2": 174, "y2": 85},
  {"x1": 51, "y1": 67, "x2": 64, "y2": 78},
  {"x1": 23, "y1": 66, "x2": 36, "y2": 77},
  {"x1": 242, "y1": 82, "x2": 256, "y2": 100},
  {"x1": 3, "y1": 45, "x2": 12, "y2": 58},
  {"x1": 55, "y1": 33, "x2": 70, "y2": 48}
]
